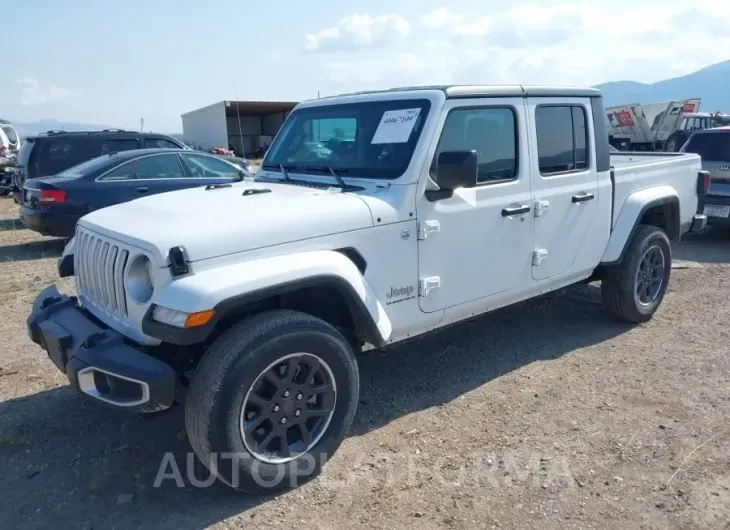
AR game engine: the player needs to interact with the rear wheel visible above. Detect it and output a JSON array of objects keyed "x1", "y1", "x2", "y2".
[
  {"x1": 185, "y1": 309, "x2": 359, "y2": 494},
  {"x1": 601, "y1": 225, "x2": 671, "y2": 323}
]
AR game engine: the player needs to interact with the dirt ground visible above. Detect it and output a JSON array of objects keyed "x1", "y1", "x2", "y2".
[{"x1": 0, "y1": 197, "x2": 728, "y2": 530}]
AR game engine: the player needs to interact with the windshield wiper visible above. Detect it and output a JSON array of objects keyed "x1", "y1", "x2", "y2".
[
  {"x1": 303, "y1": 165, "x2": 350, "y2": 190},
  {"x1": 279, "y1": 164, "x2": 293, "y2": 182},
  {"x1": 260, "y1": 163, "x2": 294, "y2": 182}
]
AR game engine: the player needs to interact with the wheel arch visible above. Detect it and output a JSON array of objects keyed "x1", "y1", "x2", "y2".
[
  {"x1": 601, "y1": 186, "x2": 680, "y2": 265},
  {"x1": 142, "y1": 250, "x2": 392, "y2": 349}
]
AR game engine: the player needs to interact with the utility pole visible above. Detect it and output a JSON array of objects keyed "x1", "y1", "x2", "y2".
[
  {"x1": 140, "y1": 118, "x2": 144, "y2": 133},
  {"x1": 233, "y1": 77, "x2": 244, "y2": 155}
]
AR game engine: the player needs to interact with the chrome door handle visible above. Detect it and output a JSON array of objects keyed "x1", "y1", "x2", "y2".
[
  {"x1": 502, "y1": 204, "x2": 531, "y2": 217},
  {"x1": 572, "y1": 192, "x2": 595, "y2": 203},
  {"x1": 136, "y1": 186, "x2": 149, "y2": 193}
]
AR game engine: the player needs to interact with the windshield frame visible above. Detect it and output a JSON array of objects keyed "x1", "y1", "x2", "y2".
[{"x1": 262, "y1": 98, "x2": 433, "y2": 180}]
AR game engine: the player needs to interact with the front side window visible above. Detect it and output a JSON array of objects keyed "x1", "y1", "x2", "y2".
[
  {"x1": 535, "y1": 105, "x2": 590, "y2": 176},
  {"x1": 431, "y1": 107, "x2": 518, "y2": 184},
  {"x1": 134, "y1": 154, "x2": 186, "y2": 180},
  {"x1": 145, "y1": 138, "x2": 181, "y2": 149},
  {"x1": 263, "y1": 99, "x2": 431, "y2": 179},
  {"x1": 181, "y1": 153, "x2": 240, "y2": 179}
]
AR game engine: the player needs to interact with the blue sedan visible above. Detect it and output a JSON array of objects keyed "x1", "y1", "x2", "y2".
[{"x1": 20, "y1": 148, "x2": 249, "y2": 238}]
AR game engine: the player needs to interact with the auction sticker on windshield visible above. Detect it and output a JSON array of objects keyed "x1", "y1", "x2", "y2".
[{"x1": 371, "y1": 108, "x2": 422, "y2": 144}]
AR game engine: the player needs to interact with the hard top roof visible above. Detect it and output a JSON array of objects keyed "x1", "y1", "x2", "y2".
[{"x1": 316, "y1": 84, "x2": 601, "y2": 100}]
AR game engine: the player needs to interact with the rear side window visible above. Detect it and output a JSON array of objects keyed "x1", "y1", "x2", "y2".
[
  {"x1": 682, "y1": 133, "x2": 730, "y2": 162},
  {"x1": 100, "y1": 160, "x2": 136, "y2": 181},
  {"x1": 101, "y1": 138, "x2": 139, "y2": 154},
  {"x1": 535, "y1": 105, "x2": 589, "y2": 175},
  {"x1": 144, "y1": 137, "x2": 181, "y2": 149},
  {"x1": 37, "y1": 136, "x2": 97, "y2": 176}
]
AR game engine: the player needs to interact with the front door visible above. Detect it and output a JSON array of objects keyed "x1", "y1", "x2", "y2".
[
  {"x1": 527, "y1": 99, "x2": 600, "y2": 281},
  {"x1": 417, "y1": 98, "x2": 534, "y2": 313}
]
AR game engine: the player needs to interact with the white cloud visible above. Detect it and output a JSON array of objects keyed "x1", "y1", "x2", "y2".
[
  {"x1": 316, "y1": 2, "x2": 730, "y2": 93},
  {"x1": 305, "y1": 13, "x2": 410, "y2": 52},
  {"x1": 419, "y1": 8, "x2": 463, "y2": 29},
  {"x1": 17, "y1": 78, "x2": 79, "y2": 107},
  {"x1": 319, "y1": 54, "x2": 435, "y2": 86}
]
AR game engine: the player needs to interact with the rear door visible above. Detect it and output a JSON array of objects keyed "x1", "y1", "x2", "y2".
[
  {"x1": 93, "y1": 153, "x2": 193, "y2": 210},
  {"x1": 528, "y1": 99, "x2": 601, "y2": 281},
  {"x1": 92, "y1": 159, "x2": 140, "y2": 210}
]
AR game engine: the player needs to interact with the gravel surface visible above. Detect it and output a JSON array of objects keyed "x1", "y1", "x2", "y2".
[{"x1": 0, "y1": 198, "x2": 728, "y2": 529}]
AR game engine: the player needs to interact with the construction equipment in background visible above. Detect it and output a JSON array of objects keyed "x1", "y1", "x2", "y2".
[{"x1": 605, "y1": 99, "x2": 707, "y2": 151}]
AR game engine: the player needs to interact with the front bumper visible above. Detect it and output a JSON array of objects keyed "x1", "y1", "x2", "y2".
[{"x1": 27, "y1": 285, "x2": 176, "y2": 413}]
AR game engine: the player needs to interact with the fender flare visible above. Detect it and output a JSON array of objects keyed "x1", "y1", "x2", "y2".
[
  {"x1": 142, "y1": 250, "x2": 392, "y2": 347},
  {"x1": 601, "y1": 185, "x2": 679, "y2": 264}
]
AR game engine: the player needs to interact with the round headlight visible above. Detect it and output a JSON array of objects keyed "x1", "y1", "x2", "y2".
[{"x1": 126, "y1": 254, "x2": 154, "y2": 304}]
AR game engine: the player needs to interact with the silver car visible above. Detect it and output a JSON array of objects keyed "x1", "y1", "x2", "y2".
[{"x1": 680, "y1": 127, "x2": 730, "y2": 226}]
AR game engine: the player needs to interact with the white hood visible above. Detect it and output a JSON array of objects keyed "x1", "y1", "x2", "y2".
[{"x1": 78, "y1": 181, "x2": 374, "y2": 264}]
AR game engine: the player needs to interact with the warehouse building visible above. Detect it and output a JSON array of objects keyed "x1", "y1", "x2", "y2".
[{"x1": 181, "y1": 100, "x2": 299, "y2": 156}]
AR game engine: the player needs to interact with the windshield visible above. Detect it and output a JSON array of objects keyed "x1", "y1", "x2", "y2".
[
  {"x1": 262, "y1": 98, "x2": 431, "y2": 179},
  {"x1": 682, "y1": 132, "x2": 730, "y2": 162},
  {"x1": 1, "y1": 125, "x2": 18, "y2": 143}
]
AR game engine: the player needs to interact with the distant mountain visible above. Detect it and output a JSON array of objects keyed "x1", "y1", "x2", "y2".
[
  {"x1": 12, "y1": 119, "x2": 114, "y2": 138},
  {"x1": 595, "y1": 60, "x2": 730, "y2": 111},
  {"x1": 11, "y1": 119, "x2": 181, "y2": 139}
]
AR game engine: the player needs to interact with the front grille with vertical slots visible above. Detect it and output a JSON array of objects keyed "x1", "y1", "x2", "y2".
[{"x1": 75, "y1": 227, "x2": 130, "y2": 319}]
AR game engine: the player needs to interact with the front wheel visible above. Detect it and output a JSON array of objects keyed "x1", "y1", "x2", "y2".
[
  {"x1": 601, "y1": 225, "x2": 671, "y2": 323},
  {"x1": 185, "y1": 310, "x2": 359, "y2": 494}
]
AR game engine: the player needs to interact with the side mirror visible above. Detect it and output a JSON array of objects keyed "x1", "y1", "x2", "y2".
[{"x1": 426, "y1": 150, "x2": 478, "y2": 201}]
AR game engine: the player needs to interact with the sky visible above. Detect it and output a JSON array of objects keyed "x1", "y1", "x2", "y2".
[{"x1": 1, "y1": 0, "x2": 729, "y2": 132}]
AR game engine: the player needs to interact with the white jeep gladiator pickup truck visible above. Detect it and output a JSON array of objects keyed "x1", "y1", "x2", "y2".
[{"x1": 28, "y1": 85, "x2": 708, "y2": 494}]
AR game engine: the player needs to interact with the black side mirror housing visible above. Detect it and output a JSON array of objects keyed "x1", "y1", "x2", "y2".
[{"x1": 426, "y1": 150, "x2": 478, "y2": 202}]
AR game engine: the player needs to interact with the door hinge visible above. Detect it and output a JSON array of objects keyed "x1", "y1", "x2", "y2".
[
  {"x1": 532, "y1": 249, "x2": 548, "y2": 266},
  {"x1": 534, "y1": 200, "x2": 550, "y2": 217},
  {"x1": 419, "y1": 276, "x2": 441, "y2": 298},
  {"x1": 417, "y1": 220, "x2": 440, "y2": 240}
]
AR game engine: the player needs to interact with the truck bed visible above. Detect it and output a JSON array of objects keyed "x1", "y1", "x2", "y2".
[{"x1": 609, "y1": 151, "x2": 702, "y2": 231}]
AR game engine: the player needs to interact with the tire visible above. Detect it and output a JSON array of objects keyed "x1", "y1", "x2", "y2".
[
  {"x1": 601, "y1": 225, "x2": 671, "y2": 323},
  {"x1": 664, "y1": 132, "x2": 685, "y2": 152},
  {"x1": 185, "y1": 309, "x2": 359, "y2": 494}
]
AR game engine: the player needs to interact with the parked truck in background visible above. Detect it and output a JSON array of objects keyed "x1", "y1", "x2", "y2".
[
  {"x1": 28, "y1": 84, "x2": 707, "y2": 495},
  {"x1": 606, "y1": 98, "x2": 701, "y2": 151}
]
